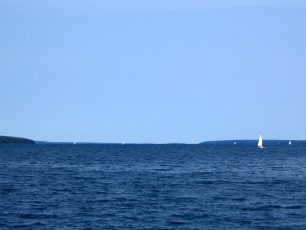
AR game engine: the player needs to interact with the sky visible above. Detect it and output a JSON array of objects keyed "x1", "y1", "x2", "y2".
[{"x1": 1, "y1": 0, "x2": 305, "y2": 143}]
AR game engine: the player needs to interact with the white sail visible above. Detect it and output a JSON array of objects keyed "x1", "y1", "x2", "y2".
[
  {"x1": 258, "y1": 135, "x2": 263, "y2": 148},
  {"x1": 289, "y1": 140, "x2": 292, "y2": 145}
]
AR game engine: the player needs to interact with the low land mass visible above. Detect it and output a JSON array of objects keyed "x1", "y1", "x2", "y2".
[
  {"x1": 200, "y1": 140, "x2": 306, "y2": 146},
  {"x1": 0, "y1": 135, "x2": 35, "y2": 144}
]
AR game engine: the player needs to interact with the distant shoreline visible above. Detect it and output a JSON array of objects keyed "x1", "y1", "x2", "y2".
[
  {"x1": 200, "y1": 140, "x2": 306, "y2": 146},
  {"x1": 1, "y1": 135, "x2": 306, "y2": 146},
  {"x1": 0, "y1": 135, "x2": 35, "y2": 144},
  {"x1": 37, "y1": 140, "x2": 306, "y2": 146}
]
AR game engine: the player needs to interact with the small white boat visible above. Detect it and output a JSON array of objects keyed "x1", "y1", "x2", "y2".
[
  {"x1": 289, "y1": 140, "x2": 292, "y2": 145},
  {"x1": 234, "y1": 142, "x2": 237, "y2": 145},
  {"x1": 258, "y1": 135, "x2": 263, "y2": 149}
]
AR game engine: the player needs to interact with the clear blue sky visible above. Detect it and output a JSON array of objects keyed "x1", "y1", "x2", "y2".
[{"x1": 1, "y1": 0, "x2": 305, "y2": 143}]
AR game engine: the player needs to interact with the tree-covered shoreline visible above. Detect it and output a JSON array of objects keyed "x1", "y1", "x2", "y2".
[{"x1": 0, "y1": 135, "x2": 35, "y2": 144}]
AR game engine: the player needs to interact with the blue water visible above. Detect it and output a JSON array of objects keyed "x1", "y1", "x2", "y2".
[{"x1": 1, "y1": 144, "x2": 306, "y2": 229}]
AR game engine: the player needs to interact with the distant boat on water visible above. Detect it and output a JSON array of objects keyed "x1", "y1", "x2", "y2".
[
  {"x1": 289, "y1": 140, "x2": 292, "y2": 145},
  {"x1": 258, "y1": 135, "x2": 263, "y2": 149},
  {"x1": 234, "y1": 142, "x2": 237, "y2": 145}
]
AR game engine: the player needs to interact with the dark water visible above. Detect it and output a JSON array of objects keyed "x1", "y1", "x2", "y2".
[{"x1": 1, "y1": 144, "x2": 306, "y2": 229}]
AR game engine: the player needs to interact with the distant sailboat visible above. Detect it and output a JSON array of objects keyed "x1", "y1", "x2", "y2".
[
  {"x1": 289, "y1": 140, "x2": 292, "y2": 145},
  {"x1": 258, "y1": 135, "x2": 263, "y2": 149},
  {"x1": 234, "y1": 142, "x2": 237, "y2": 145},
  {"x1": 73, "y1": 142, "x2": 76, "y2": 145}
]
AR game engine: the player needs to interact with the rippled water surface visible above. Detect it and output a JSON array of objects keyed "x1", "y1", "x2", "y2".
[{"x1": 1, "y1": 144, "x2": 306, "y2": 229}]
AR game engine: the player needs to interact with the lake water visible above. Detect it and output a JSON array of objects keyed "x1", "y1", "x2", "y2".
[{"x1": 1, "y1": 144, "x2": 306, "y2": 229}]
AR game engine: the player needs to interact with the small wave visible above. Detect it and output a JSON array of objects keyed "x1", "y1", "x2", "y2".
[
  {"x1": 18, "y1": 213, "x2": 58, "y2": 219},
  {"x1": 243, "y1": 180, "x2": 290, "y2": 185},
  {"x1": 196, "y1": 180, "x2": 230, "y2": 185},
  {"x1": 167, "y1": 220, "x2": 186, "y2": 225},
  {"x1": 242, "y1": 204, "x2": 303, "y2": 211},
  {"x1": 12, "y1": 222, "x2": 45, "y2": 228},
  {"x1": 212, "y1": 196, "x2": 229, "y2": 201},
  {"x1": 242, "y1": 205, "x2": 283, "y2": 211},
  {"x1": 52, "y1": 188, "x2": 71, "y2": 192},
  {"x1": 171, "y1": 212, "x2": 209, "y2": 221},
  {"x1": 284, "y1": 205, "x2": 303, "y2": 209},
  {"x1": 0, "y1": 186, "x2": 18, "y2": 194},
  {"x1": 196, "y1": 180, "x2": 214, "y2": 185},
  {"x1": 232, "y1": 197, "x2": 247, "y2": 202}
]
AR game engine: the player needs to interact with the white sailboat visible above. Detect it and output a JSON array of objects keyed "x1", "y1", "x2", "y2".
[
  {"x1": 289, "y1": 140, "x2": 292, "y2": 145},
  {"x1": 258, "y1": 135, "x2": 263, "y2": 149}
]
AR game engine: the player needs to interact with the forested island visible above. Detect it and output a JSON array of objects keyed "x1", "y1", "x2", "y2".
[{"x1": 0, "y1": 135, "x2": 35, "y2": 144}]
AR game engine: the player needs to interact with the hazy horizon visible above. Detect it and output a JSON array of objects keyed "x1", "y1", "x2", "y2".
[{"x1": 1, "y1": 0, "x2": 305, "y2": 143}]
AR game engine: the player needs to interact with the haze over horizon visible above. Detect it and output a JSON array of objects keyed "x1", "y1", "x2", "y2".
[{"x1": 1, "y1": 0, "x2": 305, "y2": 143}]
